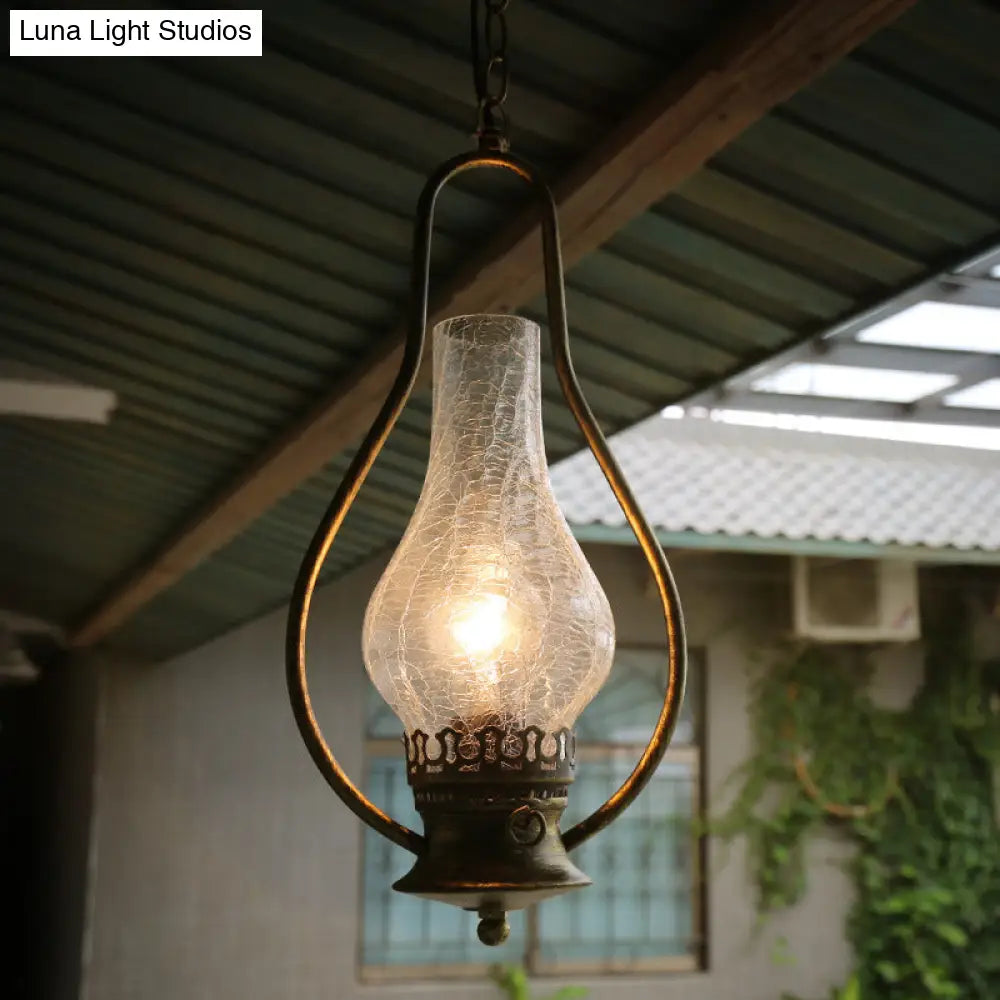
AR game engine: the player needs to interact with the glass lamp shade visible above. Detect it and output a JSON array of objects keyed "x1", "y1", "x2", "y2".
[{"x1": 363, "y1": 314, "x2": 615, "y2": 740}]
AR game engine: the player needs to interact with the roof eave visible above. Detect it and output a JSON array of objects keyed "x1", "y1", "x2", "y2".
[{"x1": 570, "y1": 523, "x2": 1000, "y2": 566}]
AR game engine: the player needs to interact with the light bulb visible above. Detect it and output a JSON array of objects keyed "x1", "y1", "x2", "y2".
[
  {"x1": 450, "y1": 592, "x2": 508, "y2": 662},
  {"x1": 363, "y1": 314, "x2": 614, "y2": 739}
]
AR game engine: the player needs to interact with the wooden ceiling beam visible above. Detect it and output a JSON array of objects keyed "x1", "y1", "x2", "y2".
[{"x1": 71, "y1": 0, "x2": 917, "y2": 648}]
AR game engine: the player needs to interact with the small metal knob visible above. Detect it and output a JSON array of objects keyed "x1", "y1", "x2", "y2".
[
  {"x1": 506, "y1": 805, "x2": 546, "y2": 847},
  {"x1": 477, "y1": 911, "x2": 510, "y2": 946}
]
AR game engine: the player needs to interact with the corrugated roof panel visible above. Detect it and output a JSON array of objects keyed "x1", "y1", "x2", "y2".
[
  {"x1": 664, "y1": 168, "x2": 927, "y2": 296},
  {"x1": 2, "y1": 0, "x2": 999, "y2": 660},
  {"x1": 714, "y1": 112, "x2": 997, "y2": 256},
  {"x1": 864, "y1": 3, "x2": 1000, "y2": 121},
  {"x1": 783, "y1": 58, "x2": 1000, "y2": 210}
]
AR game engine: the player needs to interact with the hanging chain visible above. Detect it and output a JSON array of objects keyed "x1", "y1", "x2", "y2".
[{"x1": 471, "y1": 0, "x2": 511, "y2": 151}]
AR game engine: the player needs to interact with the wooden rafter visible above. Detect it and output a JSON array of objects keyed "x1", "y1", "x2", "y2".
[{"x1": 71, "y1": 0, "x2": 917, "y2": 648}]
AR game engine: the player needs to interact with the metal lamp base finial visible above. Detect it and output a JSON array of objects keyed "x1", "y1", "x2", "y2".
[{"x1": 477, "y1": 909, "x2": 511, "y2": 946}]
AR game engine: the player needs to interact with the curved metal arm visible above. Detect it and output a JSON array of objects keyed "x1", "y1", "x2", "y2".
[
  {"x1": 287, "y1": 149, "x2": 686, "y2": 857},
  {"x1": 284, "y1": 346, "x2": 426, "y2": 854}
]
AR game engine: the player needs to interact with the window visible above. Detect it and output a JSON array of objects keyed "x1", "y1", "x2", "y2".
[
  {"x1": 360, "y1": 646, "x2": 704, "y2": 979},
  {"x1": 750, "y1": 363, "x2": 957, "y2": 403},
  {"x1": 944, "y1": 377, "x2": 1000, "y2": 410},
  {"x1": 856, "y1": 301, "x2": 1000, "y2": 355}
]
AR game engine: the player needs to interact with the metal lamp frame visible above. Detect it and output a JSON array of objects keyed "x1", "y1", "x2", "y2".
[{"x1": 285, "y1": 148, "x2": 687, "y2": 915}]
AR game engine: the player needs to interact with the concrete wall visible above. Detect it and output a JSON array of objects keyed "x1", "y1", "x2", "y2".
[{"x1": 82, "y1": 546, "x2": 886, "y2": 1000}]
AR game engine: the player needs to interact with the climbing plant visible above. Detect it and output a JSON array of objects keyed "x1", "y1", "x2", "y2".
[
  {"x1": 489, "y1": 964, "x2": 588, "y2": 1000},
  {"x1": 715, "y1": 597, "x2": 1000, "y2": 999}
]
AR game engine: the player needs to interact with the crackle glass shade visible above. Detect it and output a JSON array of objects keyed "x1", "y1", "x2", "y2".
[{"x1": 363, "y1": 314, "x2": 615, "y2": 737}]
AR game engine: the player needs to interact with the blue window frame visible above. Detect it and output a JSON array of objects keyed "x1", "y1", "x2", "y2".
[{"x1": 360, "y1": 646, "x2": 704, "y2": 978}]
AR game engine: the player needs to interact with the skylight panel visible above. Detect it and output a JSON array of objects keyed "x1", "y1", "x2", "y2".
[
  {"x1": 751, "y1": 363, "x2": 956, "y2": 403},
  {"x1": 944, "y1": 378, "x2": 1000, "y2": 410},
  {"x1": 706, "y1": 409, "x2": 1000, "y2": 451},
  {"x1": 856, "y1": 301, "x2": 1000, "y2": 354}
]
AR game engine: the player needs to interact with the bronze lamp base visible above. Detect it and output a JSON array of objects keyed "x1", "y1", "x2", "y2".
[{"x1": 396, "y1": 725, "x2": 589, "y2": 944}]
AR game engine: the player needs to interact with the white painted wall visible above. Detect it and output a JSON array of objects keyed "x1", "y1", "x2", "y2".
[{"x1": 83, "y1": 546, "x2": 891, "y2": 1000}]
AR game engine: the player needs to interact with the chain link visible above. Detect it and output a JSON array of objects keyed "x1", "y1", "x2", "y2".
[{"x1": 471, "y1": 0, "x2": 511, "y2": 150}]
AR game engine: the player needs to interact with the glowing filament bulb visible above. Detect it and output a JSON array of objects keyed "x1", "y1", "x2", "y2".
[{"x1": 450, "y1": 592, "x2": 509, "y2": 663}]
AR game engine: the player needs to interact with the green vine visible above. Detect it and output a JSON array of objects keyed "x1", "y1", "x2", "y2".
[
  {"x1": 489, "y1": 965, "x2": 588, "y2": 1000},
  {"x1": 715, "y1": 601, "x2": 1000, "y2": 999}
]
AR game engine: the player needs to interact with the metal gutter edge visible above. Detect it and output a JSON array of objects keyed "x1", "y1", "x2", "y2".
[{"x1": 570, "y1": 523, "x2": 1000, "y2": 565}]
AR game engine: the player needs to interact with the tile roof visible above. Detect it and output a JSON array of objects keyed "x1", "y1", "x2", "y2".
[{"x1": 551, "y1": 417, "x2": 1000, "y2": 555}]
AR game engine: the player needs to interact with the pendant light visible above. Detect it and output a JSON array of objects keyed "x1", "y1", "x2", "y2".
[{"x1": 286, "y1": 0, "x2": 686, "y2": 947}]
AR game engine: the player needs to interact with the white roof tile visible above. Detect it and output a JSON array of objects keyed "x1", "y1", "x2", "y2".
[{"x1": 552, "y1": 417, "x2": 1000, "y2": 554}]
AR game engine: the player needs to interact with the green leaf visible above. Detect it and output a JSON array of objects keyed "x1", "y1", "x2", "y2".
[
  {"x1": 875, "y1": 961, "x2": 900, "y2": 982},
  {"x1": 934, "y1": 923, "x2": 969, "y2": 947},
  {"x1": 546, "y1": 988, "x2": 589, "y2": 1000},
  {"x1": 489, "y1": 965, "x2": 529, "y2": 1000},
  {"x1": 839, "y1": 973, "x2": 861, "y2": 1000},
  {"x1": 770, "y1": 935, "x2": 797, "y2": 968}
]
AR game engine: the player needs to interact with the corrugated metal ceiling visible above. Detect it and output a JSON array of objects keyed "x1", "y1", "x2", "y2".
[{"x1": 1, "y1": 0, "x2": 998, "y2": 659}]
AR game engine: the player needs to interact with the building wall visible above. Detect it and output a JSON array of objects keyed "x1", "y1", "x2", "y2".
[{"x1": 82, "y1": 546, "x2": 905, "y2": 1000}]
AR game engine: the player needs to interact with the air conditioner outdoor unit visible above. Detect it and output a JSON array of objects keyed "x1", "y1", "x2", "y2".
[{"x1": 791, "y1": 556, "x2": 920, "y2": 643}]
